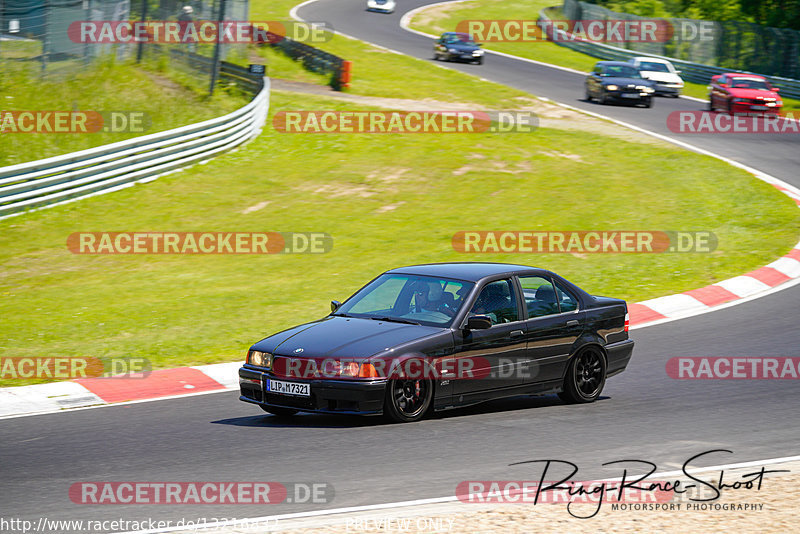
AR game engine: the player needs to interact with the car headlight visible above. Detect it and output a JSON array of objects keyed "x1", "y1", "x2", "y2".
[
  {"x1": 247, "y1": 350, "x2": 272, "y2": 368},
  {"x1": 473, "y1": 49, "x2": 484, "y2": 55},
  {"x1": 606, "y1": 85, "x2": 618, "y2": 91},
  {"x1": 448, "y1": 48, "x2": 457, "y2": 53},
  {"x1": 641, "y1": 86, "x2": 655, "y2": 93},
  {"x1": 338, "y1": 361, "x2": 361, "y2": 377}
]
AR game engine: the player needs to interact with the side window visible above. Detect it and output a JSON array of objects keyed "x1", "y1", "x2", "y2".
[
  {"x1": 554, "y1": 280, "x2": 579, "y2": 313},
  {"x1": 519, "y1": 276, "x2": 559, "y2": 318},
  {"x1": 470, "y1": 279, "x2": 518, "y2": 324}
]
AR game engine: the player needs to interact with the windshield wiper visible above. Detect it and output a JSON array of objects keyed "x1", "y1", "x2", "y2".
[
  {"x1": 369, "y1": 316, "x2": 421, "y2": 325},
  {"x1": 330, "y1": 312, "x2": 353, "y2": 317}
]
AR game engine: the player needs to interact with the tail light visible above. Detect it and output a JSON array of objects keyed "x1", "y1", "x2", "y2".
[{"x1": 624, "y1": 312, "x2": 630, "y2": 333}]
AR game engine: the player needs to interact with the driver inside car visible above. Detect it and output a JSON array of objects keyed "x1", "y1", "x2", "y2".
[{"x1": 410, "y1": 281, "x2": 454, "y2": 316}]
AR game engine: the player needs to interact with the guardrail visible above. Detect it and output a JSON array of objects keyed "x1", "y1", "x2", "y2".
[
  {"x1": 257, "y1": 30, "x2": 348, "y2": 90},
  {"x1": 539, "y1": 8, "x2": 800, "y2": 100},
  {"x1": 0, "y1": 76, "x2": 270, "y2": 219}
]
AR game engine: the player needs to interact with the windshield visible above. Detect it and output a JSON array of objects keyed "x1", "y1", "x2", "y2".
[
  {"x1": 603, "y1": 65, "x2": 642, "y2": 78},
  {"x1": 730, "y1": 78, "x2": 771, "y2": 90},
  {"x1": 333, "y1": 274, "x2": 475, "y2": 327},
  {"x1": 444, "y1": 34, "x2": 477, "y2": 46},
  {"x1": 639, "y1": 61, "x2": 671, "y2": 73}
]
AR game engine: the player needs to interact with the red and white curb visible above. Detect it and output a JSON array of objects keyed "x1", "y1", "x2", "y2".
[
  {"x1": 3, "y1": 237, "x2": 799, "y2": 420},
  {"x1": 0, "y1": 362, "x2": 242, "y2": 419}
]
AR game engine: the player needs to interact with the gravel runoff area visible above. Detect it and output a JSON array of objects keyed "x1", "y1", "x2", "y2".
[
  {"x1": 165, "y1": 459, "x2": 798, "y2": 533},
  {"x1": 269, "y1": 79, "x2": 672, "y2": 146}
]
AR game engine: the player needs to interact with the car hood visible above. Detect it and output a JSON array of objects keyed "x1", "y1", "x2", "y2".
[
  {"x1": 640, "y1": 71, "x2": 681, "y2": 84},
  {"x1": 728, "y1": 87, "x2": 780, "y2": 100},
  {"x1": 602, "y1": 77, "x2": 654, "y2": 87},
  {"x1": 251, "y1": 316, "x2": 443, "y2": 360}
]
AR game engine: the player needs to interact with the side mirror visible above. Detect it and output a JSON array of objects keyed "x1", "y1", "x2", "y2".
[
  {"x1": 675, "y1": 70, "x2": 682, "y2": 75},
  {"x1": 331, "y1": 300, "x2": 342, "y2": 312},
  {"x1": 774, "y1": 87, "x2": 780, "y2": 92},
  {"x1": 719, "y1": 83, "x2": 727, "y2": 87},
  {"x1": 466, "y1": 315, "x2": 492, "y2": 330}
]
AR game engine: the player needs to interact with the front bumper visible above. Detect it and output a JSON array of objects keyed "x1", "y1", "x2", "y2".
[
  {"x1": 606, "y1": 89, "x2": 652, "y2": 101},
  {"x1": 239, "y1": 365, "x2": 387, "y2": 415},
  {"x1": 653, "y1": 83, "x2": 682, "y2": 95},
  {"x1": 730, "y1": 102, "x2": 781, "y2": 115}
]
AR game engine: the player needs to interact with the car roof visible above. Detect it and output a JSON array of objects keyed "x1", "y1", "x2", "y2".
[
  {"x1": 632, "y1": 57, "x2": 671, "y2": 63},
  {"x1": 596, "y1": 61, "x2": 635, "y2": 67},
  {"x1": 385, "y1": 262, "x2": 547, "y2": 282},
  {"x1": 728, "y1": 73, "x2": 767, "y2": 80}
]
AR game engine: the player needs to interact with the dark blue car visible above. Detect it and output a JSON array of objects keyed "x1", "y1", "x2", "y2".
[
  {"x1": 239, "y1": 263, "x2": 633, "y2": 422},
  {"x1": 433, "y1": 32, "x2": 485, "y2": 64}
]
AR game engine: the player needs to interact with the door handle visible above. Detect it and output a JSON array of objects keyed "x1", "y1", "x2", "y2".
[
  {"x1": 566, "y1": 320, "x2": 580, "y2": 327},
  {"x1": 510, "y1": 330, "x2": 524, "y2": 337}
]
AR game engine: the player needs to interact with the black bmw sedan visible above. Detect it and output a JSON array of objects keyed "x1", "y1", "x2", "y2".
[
  {"x1": 585, "y1": 61, "x2": 656, "y2": 107},
  {"x1": 239, "y1": 263, "x2": 634, "y2": 423},
  {"x1": 433, "y1": 32, "x2": 484, "y2": 64}
]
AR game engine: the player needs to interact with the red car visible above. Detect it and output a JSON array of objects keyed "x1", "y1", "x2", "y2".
[{"x1": 708, "y1": 73, "x2": 782, "y2": 115}]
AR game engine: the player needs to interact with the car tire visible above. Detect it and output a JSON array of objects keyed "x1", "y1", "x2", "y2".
[
  {"x1": 558, "y1": 346, "x2": 607, "y2": 404},
  {"x1": 260, "y1": 405, "x2": 299, "y2": 417},
  {"x1": 599, "y1": 91, "x2": 609, "y2": 105},
  {"x1": 585, "y1": 87, "x2": 592, "y2": 102},
  {"x1": 384, "y1": 378, "x2": 433, "y2": 423},
  {"x1": 708, "y1": 98, "x2": 714, "y2": 111},
  {"x1": 643, "y1": 97, "x2": 653, "y2": 108},
  {"x1": 475, "y1": 57, "x2": 483, "y2": 65}
]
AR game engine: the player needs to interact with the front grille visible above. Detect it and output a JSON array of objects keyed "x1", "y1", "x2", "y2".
[{"x1": 263, "y1": 392, "x2": 316, "y2": 410}]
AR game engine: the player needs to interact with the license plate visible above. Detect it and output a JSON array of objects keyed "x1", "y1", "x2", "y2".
[
  {"x1": 751, "y1": 105, "x2": 768, "y2": 110},
  {"x1": 621, "y1": 93, "x2": 640, "y2": 98},
  {"x1": 266, "y1": 379, "x2": 310, "y2": 397}
]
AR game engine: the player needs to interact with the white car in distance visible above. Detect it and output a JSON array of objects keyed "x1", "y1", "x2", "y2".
[
  {"x1": 367, "y1": 0, "x2": 396, "y2": 13},
  {"x1": 629, "y1": 57, "x2": 684, "y2": 97}
]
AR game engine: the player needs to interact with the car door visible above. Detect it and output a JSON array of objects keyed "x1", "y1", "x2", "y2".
[
  {"x1": 435, "y1": 36, "x2": 447, "y2": 57},
  {"x1": 711, "y1": 75, "x2": 727, "y2": 108},
  {"x1": 450, "y1": 278, "x2": 527, "y2": 396},
  {"x1": 518, "y1": 275, "x2": 585, "y2": 385},
  {"x1": 587, "y1": 65, "x2": 603, "y2": 97}
]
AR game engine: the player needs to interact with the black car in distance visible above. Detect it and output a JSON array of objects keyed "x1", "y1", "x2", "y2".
[
  {"x1": 585, "y1": 61, "x2": 657, "y2": 107},
  {"x1": 433, "y1": 32, "x2": 485, "y2": 64},
  {"x1": 239, "y1": 263, "x2": 634, "y2": 423}
]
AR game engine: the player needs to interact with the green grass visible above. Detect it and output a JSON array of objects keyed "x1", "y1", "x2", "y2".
[
  {"x1": 0, "y1": 58, "x2": 245, "y2": 166},
  {"x1": 1, "y1": 89, "x2": 798, "y2": 387},
  {"x1": 408, "y1": 0, "x2": 800, "y2": 112}
]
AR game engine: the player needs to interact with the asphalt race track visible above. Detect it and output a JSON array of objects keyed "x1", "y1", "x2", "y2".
[{"x1": 1, "y1": 1, "x2": 799, "y2": 531}]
